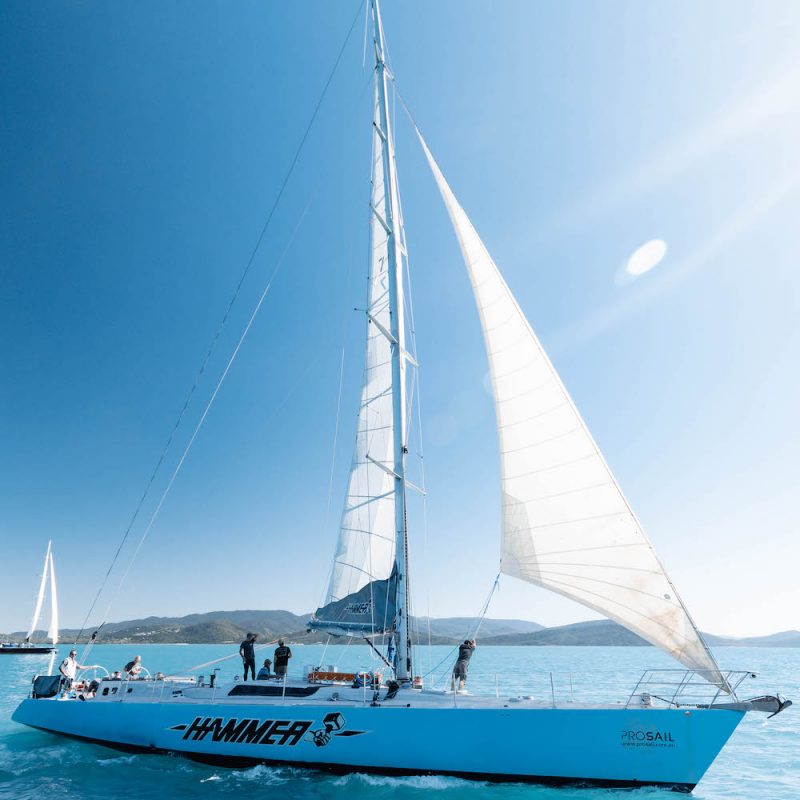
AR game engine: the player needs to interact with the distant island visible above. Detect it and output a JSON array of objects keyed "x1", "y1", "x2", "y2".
[{"x1": 4, "y1": 610, "x2": 798, "y2": 647}]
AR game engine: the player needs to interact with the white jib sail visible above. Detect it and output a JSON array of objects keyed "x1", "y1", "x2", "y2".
[
  {"x1": 26, "y1": 541, "x2": 52, "y2": 642},
  {"x1": 418, "y1": 133, "x2": 725, "y2": 685},
  {"x1": 47, "y1": 550, "x2": 59, "y2": 645},
  {"x1": 323, "y1": 82, "x2": 398, "y2": 606}
]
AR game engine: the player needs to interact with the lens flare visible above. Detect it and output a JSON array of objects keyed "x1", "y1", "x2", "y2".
[{"x1": 626, "y1": 239, "x2": 667, "y2": 276}]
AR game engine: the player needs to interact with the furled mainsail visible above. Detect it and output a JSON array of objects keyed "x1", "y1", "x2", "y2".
[
  {"x1": 311, "y1": 570, "x2": 397, "y2": 637},
  {"x1": 311, "y1": 83, "x2": 399, "y2": 636},
  {"x1": 418, "y1": 132, "x2": 725, "y2": 686}
]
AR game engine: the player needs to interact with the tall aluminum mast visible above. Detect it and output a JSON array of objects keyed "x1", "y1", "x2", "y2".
[{"x1": 371, "y1": 0, "x2": 412, "y2": 682}]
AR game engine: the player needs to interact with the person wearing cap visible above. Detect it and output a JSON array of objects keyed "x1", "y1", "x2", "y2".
[
  {"x1": 59, "y1": 649, "x2": 96, "y2": 689},
  {"x1": 239, "y1": 633, "x2": 258, "y2": 682},
  {"x1": 273, "y1": 639, "x2": 292, "y2": 678}
]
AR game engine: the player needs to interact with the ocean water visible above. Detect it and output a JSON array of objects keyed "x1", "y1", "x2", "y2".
[{"x1": 0, "y1": 644, "x2": 797, "y2": 800}]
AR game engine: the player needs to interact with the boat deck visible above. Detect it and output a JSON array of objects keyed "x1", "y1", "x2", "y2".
[{"x1": 60, "y1": 676, "x2": 667, "y2": 712}]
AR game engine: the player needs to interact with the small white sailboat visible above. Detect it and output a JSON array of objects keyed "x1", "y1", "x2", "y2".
[
  {"x1": 1, "y1": 541, "x2": 58, "y2": 655},
  {"x1": 13, "y1": 1, "x2": 789, "y2": 791}
]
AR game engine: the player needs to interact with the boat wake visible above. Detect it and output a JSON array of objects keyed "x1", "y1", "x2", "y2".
[{"x1": 331, "y1": 772, "x2": 476, "y2": 791}]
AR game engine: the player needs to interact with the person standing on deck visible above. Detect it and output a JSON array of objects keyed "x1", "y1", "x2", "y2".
[
  {"x1": 274, "y1": 639, "x2": 292, "y2": 678},
  {"x1": 124, "y1": 655, "x2": 143, "y2": 678},
  {"x1": 59, "y1": 649, "x2": 96, "y2": 689},
  {"x1": 451, "y1": 639, "x2": 476, "y2": 691},
  {"x1": 239, "y1": 633, "x2": 257, "y2": 681}
]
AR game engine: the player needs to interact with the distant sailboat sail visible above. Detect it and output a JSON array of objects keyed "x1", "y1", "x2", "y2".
[
  {"x1": 311, "y1": 81, "x2": 402, "y2": 637},
  {"x1": 418, "y1": 133, "x2": 725, "y2": 686},
  {"x1": 47, "y1": 551, "x2": 58, "y2": 646},
  {"x1": 26, "y1": 541, "x2": 52, "y2": 643}
]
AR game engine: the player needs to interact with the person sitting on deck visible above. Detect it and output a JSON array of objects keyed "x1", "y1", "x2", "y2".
[
  {"x1": 257, "y1": 658, "x2": 272, "y2": 680},
  {"x1": 451, "y1": 639, "x2": 476, "y2": 691},
  {"x1": 78, "y1": 678, "x2": 101, "y2": 701},
  {"x1": 274, "y1": 640, "x2": 292, "y2": 678},
  {"x1": 124, "y1": 655, "x2": 143, "y2": 678}
]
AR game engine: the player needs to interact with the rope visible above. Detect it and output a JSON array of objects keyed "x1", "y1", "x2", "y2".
[
  {"x1": 73, "y1": 0, "x2": 366, "y2": 648},
  {"x1": 181, "y1": 640, "x2": 279, "y2": 674},
  {"x1": 81, "y1": 201, "x2": 311, "y2": 663},
  {"x1": 318, "y1": 635, "x2": 332, "y2": 667},
  {"x1": 363, "y1": 635, "x2": 392, "y2": 669},
  {"x1": 324, "y1": 348, "x2": 346, "y2": 544},
  {"x1": 422, "y1": 574, "x2": 500, "y2": 686}
]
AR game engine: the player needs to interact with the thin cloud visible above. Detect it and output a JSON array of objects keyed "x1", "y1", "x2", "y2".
[
  {"x1": 548, "y1": 169, "x2": 800, "y2": 355},
  {"x1": 541, "y1": 62, "x2": 800, "y2": 236}
]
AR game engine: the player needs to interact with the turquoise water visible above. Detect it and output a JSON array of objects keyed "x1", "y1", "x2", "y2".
[{"x1": 1, "y1": 644, "x2": 797, "y2": 799}]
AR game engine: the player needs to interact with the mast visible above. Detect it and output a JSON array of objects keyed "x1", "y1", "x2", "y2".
[{"x1": 371, "y1": 0, "x2": 412, "y2": 682}]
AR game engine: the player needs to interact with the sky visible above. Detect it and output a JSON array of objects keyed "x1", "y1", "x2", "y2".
[{"x1": 1, "y1": 0, "x2": 798, "y2": 639}]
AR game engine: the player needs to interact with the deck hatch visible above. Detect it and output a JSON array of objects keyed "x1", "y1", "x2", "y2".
[{"x1": 227, "y1": 684, "x2": 321, "y2": 698}]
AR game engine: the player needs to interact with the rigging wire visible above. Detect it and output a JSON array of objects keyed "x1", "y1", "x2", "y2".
[
  {"x1": 422, "y1": 574, "x2": 500, "y2": 688},
  {"x1": 181, "y1": 640, "x2": 279, "y2": 675},
  {"x1": 73, "y1": 0, "x2": 366, "y2": 648},
  {"x1": 81, "y1": 201, "x2": 311, "y2": 662},
  {"x1": 323, "y1": 347, "x2": 346, "y2": 538},
  {"x1": 380, "y1": 43, "x2": 502, "y2": 682}
]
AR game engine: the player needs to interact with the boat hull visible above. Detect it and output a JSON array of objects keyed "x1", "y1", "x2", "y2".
[
  {"x1": 13, "y1": 695, "x2": 743, "y2": 790},
  {"x1": 0, "y1": 646, "x2": 55, "y2": 654}
]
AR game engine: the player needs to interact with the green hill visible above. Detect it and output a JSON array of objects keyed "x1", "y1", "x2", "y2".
[{"x1": 10, "y1": 612, "x2": 798, "y2": 647}]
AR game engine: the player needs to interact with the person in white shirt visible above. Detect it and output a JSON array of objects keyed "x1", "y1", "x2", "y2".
[{"x1": 59, "y1": 649, "x2": 95, "y2": 688}]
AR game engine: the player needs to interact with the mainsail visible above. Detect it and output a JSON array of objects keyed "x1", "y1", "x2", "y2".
[
  {"x1": 419, "y1": 133, "x2": 725, "y2": 685},
  {"x1": 310, "y1": 81, "x2": 401, "y2": 637}
]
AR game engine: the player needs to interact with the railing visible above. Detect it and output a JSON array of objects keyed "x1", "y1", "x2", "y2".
[{"x1": 625, "y1": 669, "x2": 755, "y2": 709}]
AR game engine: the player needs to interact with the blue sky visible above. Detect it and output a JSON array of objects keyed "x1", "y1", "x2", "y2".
[{"x1": 1, "y1": 0, "x2": 798, "y2": 637}]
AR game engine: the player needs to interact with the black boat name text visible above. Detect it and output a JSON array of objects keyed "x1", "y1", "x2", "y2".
[
  {"x1": 620, "y1": 729, "x2": 676, "y2": 748},
  {"x1": 178, "y1": 712, "x2": 351, "y2": 748}
]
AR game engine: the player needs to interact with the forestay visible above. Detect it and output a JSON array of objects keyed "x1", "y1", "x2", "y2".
[
  {"x1": 418, "y1": 132, "x2": 726, "y2": 686},
  {"x1": 311, "y1": 83, "x2": 399, "y2": 637}
]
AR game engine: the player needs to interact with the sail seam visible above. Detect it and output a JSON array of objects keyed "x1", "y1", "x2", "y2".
[
  {"x1": 503, "y1": 480, "x2": 614, "y2": 503},
  {"x1": 507, "y1": 510, "x2": 629, "y2": 532}
]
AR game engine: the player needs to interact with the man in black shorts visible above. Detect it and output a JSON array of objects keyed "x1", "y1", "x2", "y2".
[{"x1": 451, "y1": 639, "x2": 476, "y2": 691}]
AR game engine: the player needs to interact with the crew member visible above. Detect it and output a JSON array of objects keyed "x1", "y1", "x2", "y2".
[
  {"x1": 274, "y1": 639, "x2": 292, "y2": 678},
  {"x1": 451, "y1": 639, "x2": 476, "y2": 691},
  {"x1": 124, "y1": 655, "x2": 143, "y2": 678},
  {"x1": 239, "y1": 633, "x2": 257, "y2": 681},
  {"x1": 257, "y1": 658, "x2": 272, "y2": 680},
  {"x1": 59, "y1": 649, "x2": 95, "y2": 689}
]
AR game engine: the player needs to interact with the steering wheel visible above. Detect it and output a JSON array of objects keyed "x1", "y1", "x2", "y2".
[{"x1": 78, "y1": 665, "x2": 110, "y2": 681}]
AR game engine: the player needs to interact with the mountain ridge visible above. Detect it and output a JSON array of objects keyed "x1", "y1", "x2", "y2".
[{"x1": 4, "y1": 611, "x2": 797, "y2": 647}]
